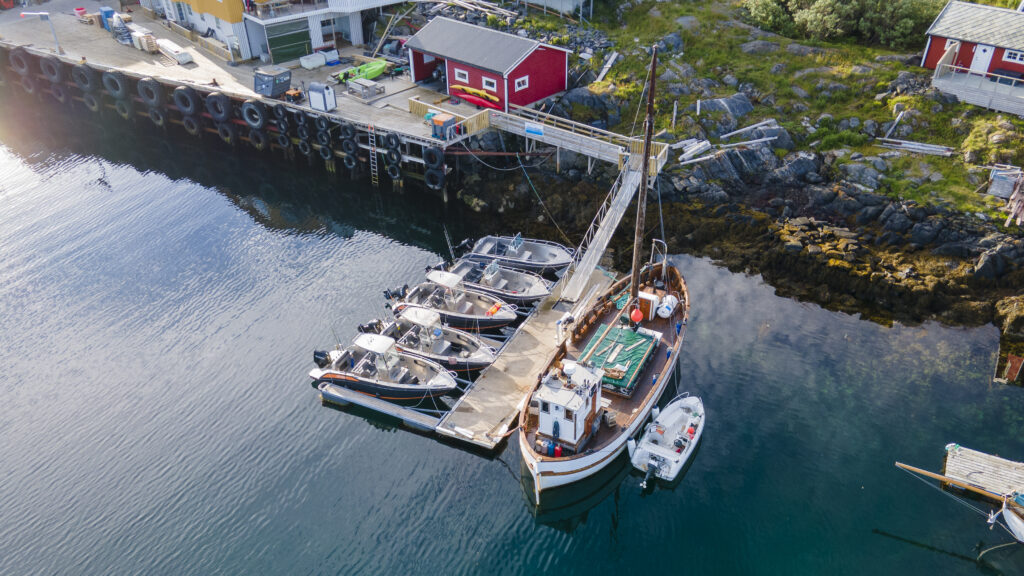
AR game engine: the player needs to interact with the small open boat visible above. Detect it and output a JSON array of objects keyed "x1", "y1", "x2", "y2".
[
  {"x1": 358, "y1": 308, "x2": 498, "y2": 374},
  {"x1": 463, "y1": 233, "x2": 573, "y2": 276},
  {"x1": 451, "y1": 90, "x2": 502, "y2": 110},
  {"x1": 449, "y1": 84, "x2": 499, "y2": 102},
  {"x1": 335, "y1": 59, "x2": 387, "y2": 82},
  {"x1": 310, "y1": 333, "x2": 458, "y2": 400},
  {"x1": 444, "y1": 258, "x2": 552, "y2": 307},
  {"x1": 390, "y1": 270, "x2": 517, "y2": 331},
  {"x1": 628, "y1": 393, "x2": 704, "y2": 488}
]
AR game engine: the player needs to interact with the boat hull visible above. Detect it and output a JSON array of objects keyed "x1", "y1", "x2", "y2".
[
  {"x1": 311, "y1": 371, "x2": 454, "y2": 401},
  {"x1": 392, "y1": 303, "x2": 515, "y2": 332},
  {"x1": 462, "y1": 252, "x2": 570, "y2": 276},
  {"x1": 396, "y1": 347, "x2": 492, "y2": 374}
]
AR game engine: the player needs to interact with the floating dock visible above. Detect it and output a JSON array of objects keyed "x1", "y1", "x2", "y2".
[{"x1": 943, "y1": 444, "x2": 1024, "y2": 499}]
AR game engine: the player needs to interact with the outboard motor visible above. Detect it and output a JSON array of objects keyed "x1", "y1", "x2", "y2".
[
  {"x1": 313, "y1": 350, "x2": 331, "y2": 368},
  {"x1": 383, "y1": 284, "x2": 410, "y2": 300},
  {"x1": 357, "y1": 319, "x2": 384, "y2": 334}
]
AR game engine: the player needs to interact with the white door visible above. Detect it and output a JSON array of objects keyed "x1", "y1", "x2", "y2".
[{"x1": 970, "y1": 44, "x2": 994, "y2": 75}]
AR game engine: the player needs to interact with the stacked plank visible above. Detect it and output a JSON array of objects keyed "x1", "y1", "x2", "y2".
[{"x1": 876, "y1": 138, "x2": 955, "y2": 157}]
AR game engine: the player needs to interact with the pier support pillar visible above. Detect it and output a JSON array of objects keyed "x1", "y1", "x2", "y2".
[{"x1": 348, "y1": 12, "x2": 364, "y2": 46}]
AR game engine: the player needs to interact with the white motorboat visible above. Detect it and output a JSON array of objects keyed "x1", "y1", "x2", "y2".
[
  {"x1": 445, "y1": 258, "x2": 552, "y2": 306},
  {"x1": 628, "y1": 394, "x2": 704, "y2": 488},
  {"x1": 359, "y1": 307, "x2": 499, "y2": 374},
  {"x1": 463, "y1": 233, "x2": 573, "y2": 276},
  {"x1": 389, "y1": 270, "x2": 518, "y2": 332}
]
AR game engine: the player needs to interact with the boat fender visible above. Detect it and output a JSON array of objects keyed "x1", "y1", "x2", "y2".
[
  {"x1": 316, "y1": 130, "x2": 331, "y2": 147},
  {"x1": 102, "y1": 71, "x2": 128, "y2": 99},
  {"x1": 339, "y1": 122, "x2": 356, "y2": 140},
  {"x1": 71, "y1": 64, "x2": 98, "y2": 92},
  {"x1": 386, "y1": 163, "x2": 401, "y2": 180},
  {"x1": 39, "y1": 56, "x2": 63, "y2": 83},
  {"x1": 20, "y1": 74, "x2": 35, "y2": 96},
  {"x1": 275, "y1": 117, "x2": 289, "y2": 134},
  {"x1": 241, "y1": 99, "x2": 266, "y2": 130},
  {"x1": 272, "y1": 103, "x2": 288, "y2": 120},
  {"x1": 627, "y1": 438, "x2": 637, "y2": 458},
  {"x1": 292, "y1": 109, "x2": 307, "y2": 125},
  {"x1": 385, "y1": 148, "x2": 401, "y2": 165},
  {"x1": 82, "y1": 92, "x2": 101, "y2": 113},
  {"x1": 172, "y1": 86, "x2": 200, "y2": 116},
  {"x1": 216, "y1": 122, "x2": 235, "y2": 145},
  {"x1": 147, "y1": 106, "x2": 166, "y2": 127},
  {"x1": 51, "y1": 82, "x2": 69, "y2": 105},
  {"x1": 182, "y1": 115, "x2": 201, "y2": 136},
  {"x1": 297, "y1": 124, "x2": 311, "y2": 141},
  {"x1": 384, "y1": 132, "x2": 401, "y2": 150},
  {"x1": 249, "y1": 128, "x2": 268, "y2": 151},
  {"x1": 314, "y1": 115, "x2": 329, "y2": 132},
  {"x1": 297, "y1": 139, "x2": 312, "y2": 156},
  {"x1": 423, "y1": 147, "x2": 444, "y2": 169},
  {"x1": 137, "y1": 77, "x2": 163, "y2": 108},
  {"x1": 340, "y1": 139, "x2": 357, "y2": 155},
  {"x1": 114, "y1": 98, "x2": 134, "y2": 121},
  {"x1": 424, "y1": 168, "x2": 444, "y2": 191},
  {"x1": 319, "y1": 144, "x2": 333, "y2": 160},
  {"x1": 343, "y1": 154, "x2": 357, "y2": 170},
  {"x1": 205, "y1": 92, "x2": 231, "y2": 123},
  {"x1": 276, "y1": 133, "x2": 291, "y2": 148},
  {"x1": 9, "y1": 49, "x2": 30, "y2": 76},
  {"x1": 652, "y1": 406, "x2": 660, "y2": 420}
]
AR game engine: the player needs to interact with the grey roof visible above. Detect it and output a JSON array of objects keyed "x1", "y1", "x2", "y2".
[
  {"x1": 927, "y1": 1, "x2": 1024, "y2": 50},
  {"x1": 405, "y1": 17, "x2": 549, "y2": 75}
]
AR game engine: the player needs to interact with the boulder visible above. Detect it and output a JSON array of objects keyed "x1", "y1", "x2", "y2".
[
  {"x1": 698, "y1": 92, "x2": 754, "y2": 118},
  {"x1": 909, "y1": 219, "x2": 944, "y2": 245},
  {"x1": 883, "y1": 212, "x2": 913, "y2": 233},
  {"x1": 659, "y1": 32, "x2": 683, "y2": 53},
  {"x1": 839, "y1": 163, "x2": 882, "y2": 190},
  {"x1": 787, "y1": 43, "x2": 825, "y2": 56},
  {"x1": 740, "y1": 40, "x2": 779, "y2": 54},
  {"x1": 675, "y1": 15, "x2": 699, "y2": 30}
]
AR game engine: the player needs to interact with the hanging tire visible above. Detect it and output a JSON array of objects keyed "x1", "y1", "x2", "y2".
[
  {"x1": 273, "y1": 103, "x2": 288, "y2": 120},
  {"x1": 314, "y1": 115, "x2": 329, "y2": 131},
  {"x1": 386, "y1": 164, "x2": 401, "y2": 180},
  {"x1": 339, "y1": 123, "x2": 356, "y2": 140},
  {"x1": 343, "y1": 154, "x2": 357, "y2": 170},
  {"x1": 425, "y1": 168, "x2": 444, "y2": 190},
  {"x1": 51, "y1": 82, "x2": 70, "y2": 104},
  {"x1": 297, "y1": 124, "x2": 311, "y2": 141},
  {"x1": 297, "y1": 140, "x2": 312, "y2": 156},
  {"x1": 83, "y1": 92, "x2": 101, "y2": 113},
  {"x1": 384, "y1": 133, "x2": 401, "y2": 150},
  {"x1": 276, "y1": 118, "x2": 289, "y2": 134},
  {"x1": 9, "y1": 49, "x2": 30, "y2": 76},
  {"x1": 216, "y1": 122, "x2": 236, "y2": 145},
  {"x1": 249, "y1": 128, "x2": 268, "y2": 151},
  {"x1": 241, "y1": 99, "x2": 266, "y2": 130},
  {"x1": 39, "y1": 56, "x2": 63, "y2": 83},
  {"x1": 102, "y1": 71, "x2": 128, "y2": 99},
  {"x1": 423, "y1": 147, "x2": 444, "y2": 169},
  {"x1": 114, "y1": 98, "x2": 134, "y2": 120},
  {"x1": 341, "y1": 139, "x2": 357, "y2": 155},
  {"x1": 316, "y1": 130, "x2": 331, "y2": 147},
  {"x1": 385, "y1": 148, "x2": 401, "y2": 165},
  {"x1": 205, "y1": 92, "x2": 231, "y2": 123},
  {"x1": 20, "y1": 75, "x2": 35, "y2": 95},
  {"x1": 277, "y1": 133, "x2": 291, "y2": 148},
  {"x1": 182, "y1": 115, "x2": 201, "y2": 137},
  {"x1": 319, "y1": 145, "x2": 333, "y2": 160},
  {"x1": 71, "y1": 64, "x2": 98, "y2": 92},
  {"x1": 293, "y1": 109, "x2": 307, "y2": 125},
  {"x1": 148, "y1": 106, "x2": 166, "y2": 127},
  {"x1": 173, "y1": 85, "x2": 200, "y2": 116},
  {"x1": 137, "y1": 77, "x2": 163, "y2": 108}
]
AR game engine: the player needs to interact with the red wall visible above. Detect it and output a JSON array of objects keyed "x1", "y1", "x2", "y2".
[
  {"x1": 445, "y1": 60, "x2": 506, "y2": 109},
  {"x1": 410, "y1": 50, "x2": 441, "y2": 82},
  {"x1": 507, "y1": 46, "x2": 568, "y2": 108},
  {"x1": 991, "y1": 47, "x2": 1024, "y2": 74}
]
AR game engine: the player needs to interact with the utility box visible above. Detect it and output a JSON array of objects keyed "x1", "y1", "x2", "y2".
[
  {"x1": 99, "y1": 6, "x2": 115, "y2": 30},
  {"x1": 253, "y1": 66, "x2": 291, "y2": 98},
  {"x1": 308, "y1": 82, "x2": 336, "y2": 112}
]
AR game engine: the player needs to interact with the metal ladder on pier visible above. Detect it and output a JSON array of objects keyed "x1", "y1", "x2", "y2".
[{"x1": 368, "y1": 124, "x2": 380, "y2": 187}]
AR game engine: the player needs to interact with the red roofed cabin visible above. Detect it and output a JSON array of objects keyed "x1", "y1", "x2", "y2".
[
  {"x1": 922, "y1": 1, "x2": 1024, "y2": 115},
  {"x1": 405, "y1": 17, "x2": 569, "y2": 113}
]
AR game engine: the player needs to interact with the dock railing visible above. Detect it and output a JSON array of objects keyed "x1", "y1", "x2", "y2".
[
  {"x1": 407, "y1": 97, "x2": 491, "y2": 144},
  {"x1": 932, "y1": 63, "x2": 1024, "y2": 115}
]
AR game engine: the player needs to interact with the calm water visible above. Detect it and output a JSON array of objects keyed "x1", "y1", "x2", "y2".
[{"x1": 1, "y1": 103, "x2": 1023, "y2": 575}]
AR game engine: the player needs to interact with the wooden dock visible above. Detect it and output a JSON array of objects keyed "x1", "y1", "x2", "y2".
[
  {"x1": 435, "y1": 266, "x2": 615, "y2": 450},
  {"x1": 943, "y1": 444, "x2": 1024, "y2": 499}
]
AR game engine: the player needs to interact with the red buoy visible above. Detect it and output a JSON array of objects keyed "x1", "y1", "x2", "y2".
[{"x1": 630, "y1": 307, "x2": 643, "y2": 323}]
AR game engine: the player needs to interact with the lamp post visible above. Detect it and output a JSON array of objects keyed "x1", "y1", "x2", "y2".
[{"x1": 20, "y1": 12, "x2": 64, "y2": 55}]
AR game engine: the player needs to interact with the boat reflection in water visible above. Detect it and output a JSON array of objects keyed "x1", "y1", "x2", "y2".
[{"x1": 520, "y1": 450, "x2": 633, "y2": 533}]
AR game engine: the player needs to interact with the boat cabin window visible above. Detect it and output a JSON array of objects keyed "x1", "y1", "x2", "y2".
[
  {"x1": 564, "y1": 409, "x2": 574, "y2": 422},
  {"x1": 375, "y1": 350, "x2": 399, "y2": 374},
  {"x1": 540, "y1": 401, "x2": 549, "y2": 413}
]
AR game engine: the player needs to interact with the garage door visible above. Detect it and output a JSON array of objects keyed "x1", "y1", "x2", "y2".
[{"x1": 267, "y1": 20, "x2": 311, "y2": 64}]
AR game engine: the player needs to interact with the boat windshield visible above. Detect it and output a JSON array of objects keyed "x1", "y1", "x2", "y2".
[
  {"x1": 509, "y1": 233, "x2": 523, "y2": 253},
  {"x1": 483, "y1": 261, "x2": 500, "y2": 281},
  {"x1": 375, "y1": 349, "x2": 400, "y2": 374}
]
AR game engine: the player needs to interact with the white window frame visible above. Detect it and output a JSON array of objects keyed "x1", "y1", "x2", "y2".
[
  {"x1": 1004, "y1": 50, "x2": 1024, "y2": 63},
  {"x1": 481, "y1": 76, "x2": 497, "y2": 91},
  {"x1": 453, "y1": 68, "x2": 469, "y2": 83},
  {"x1": 515, "y1": 75, "x2": 529, "y2": 92},
  {"x1": 944, "y1": 38, "x2": 957, "y2": 50}
]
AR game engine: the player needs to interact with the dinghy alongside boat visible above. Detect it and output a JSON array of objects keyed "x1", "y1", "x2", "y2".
[{"x1": 628, "y1": 394, "x2": 704, "y2": 488}]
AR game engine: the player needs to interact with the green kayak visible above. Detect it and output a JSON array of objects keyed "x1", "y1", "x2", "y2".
[{"x1": 335, "y1": 59, "x2": 388, "y2": 82}]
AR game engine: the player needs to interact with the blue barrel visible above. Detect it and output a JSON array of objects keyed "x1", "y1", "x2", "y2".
[
  {"x1": 99, "y1": 7, "x2": 115, "y2": 30},
  {"x1": 547, "y1": 441, "x2": 555, "y2": 457}
]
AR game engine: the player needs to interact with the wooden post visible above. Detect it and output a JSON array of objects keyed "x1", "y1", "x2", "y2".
[{"x1": 671, "y1": 100, "x2": 677, "y2": 130}]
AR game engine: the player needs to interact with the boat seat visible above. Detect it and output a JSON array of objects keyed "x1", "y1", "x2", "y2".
[
  {"x1": 393, "y1": 367, "x2": 411, "y2": 383},
  {"x1": 458, "y1": 301, "x2": 473, "y2": 314},
  {"x1": 519, "y1": 250, "x2": 532, "y2": 261},
  {"x1": 432, "y1": 339, "x2": 452, "y2": 355},
  {"x1": 493, "y1": 278, "x2": 509, "y2": 291},
  {"x1": 355, "y1": 356, "x2": 375, "y2": 376}
]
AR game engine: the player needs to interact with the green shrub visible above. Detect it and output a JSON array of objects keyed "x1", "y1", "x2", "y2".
[{"x1": 486, "y1": 14, "x2": 501, "y2": 28}]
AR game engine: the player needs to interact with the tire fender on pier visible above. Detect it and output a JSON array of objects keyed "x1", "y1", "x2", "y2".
[
  {"x1": 316, "y1": 130, "x2": 331, "y2": 147},
  {"x1": 205, "y1": 92, "x2": 231, "y2": 123},
  {"x1": 51, "y1": 83, "x2": 68, "y2": 105},
  {"x1": 319, "y1": 145, "x2": 333, "y2": 160},
  {"x1": 216, "y1": 122, "x2": 236, "y2": 145},
  {"x1": 384, "y1": 133, "x2": 401, "y2": 151},
  {"x1": 9, "y1": 49, "x2": 30, "y2": 76},
  {"x1": 386, "y1": 164, "x2": 401, "y2": 181},
  {"x1": 423, "y1": 147, "x2": 444, "y2": 169},
  {"x1": 297, "y1": 140, "x2": 312, "y2": 156},
  {"x1": 71, "y1": 64, "x2": 98, "y2": 92},
  {"x1": 182, "y1": 115, "x2": 202, "y2": 137},
  {"x1": 297, "y1": 124, "x2": 311, "y2": 141},
  {"x1": 314, "y1": 115, "x2": 329, "y2": 132},
  {"x1": 172, "y1": 86, "x2": 200, "y2": 116},
  {"x1": 39, "y1": 56, "x2": 63, "y2": 83},
  {"x1": 273, "y1": 103, "x2": 288, "y2": 120},
  {"x1": 20, "y1": 74, "x2": 35, "y2": 95},
  {"x1": 276, "y1": 133, "x2": 291, "y2": 148},
  {"x1": 385, "y1": 148, "x2": 401, "y2": 165},
  {"x1": 341, "y1": 139, "x2": 357, "y2": 156},
  {"x1": 249, "y1": 128, "x2": 268, "y2": 151},
  {"x1": 339, "y1": 122, "x2": 356, "y2": 140},
  {"x1": 425, "y1": 168, "x2": 445, "y2": 190},
  {"x1": 137, "y1": 77, "x2": 163, "y2": 109},
  {"x1": 293, "y1": 109, "x2": 307, "y2": 125},
  {"x1": 114, "y1": 98, "x2": 134, "y2": 121},
  {"x1": 102, "y1": 71, "x2": 128, "y2": 99},
  {"x1": 148, "y1": 106, "x2": 166, "y2": 127},
  {"x1": 241, "y1": 99, "x2": 266, "y2": 130},
  {"x1": 343, "y1": 154, "x2": 357, "y2": 170},
  {"x1": 276, "y1": 118, "x2": 289, "y2": 134},
  {"x1": 82, "y1": 92, "x2": 101, "y2": 113}
]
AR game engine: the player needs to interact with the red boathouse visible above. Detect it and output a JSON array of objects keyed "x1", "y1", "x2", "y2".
[
  {"x1": 922, "y1": 1, "x2": 1024, "y2": 78},
  {"x1": 405, "y1": 17, "x2": 569, "y2": 113}
]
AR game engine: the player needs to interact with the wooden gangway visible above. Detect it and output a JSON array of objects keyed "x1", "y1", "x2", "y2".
[{"x1": 943, "y1": 444, "x2": 1024, "y2": 499}]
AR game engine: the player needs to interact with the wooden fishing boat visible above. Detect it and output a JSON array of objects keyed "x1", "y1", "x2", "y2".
[
  {"x1": 390, "y1": 270, "x2": 517, "y2": 332},
  {"x1": 443, "y1": 258, "x2": 552, "y2": 307},
  {"x1": 310, "y1": 333, "x2": 458, "y2": 400},
  {"x1": 463, "y1": 233, "x2": 573, "y2": 276},
  {"x1": 627, "y1": 393, "x2": 704, "y2": 488},
  {"x1": 358, "y1": 308, "x2": 499, "y2": 374}
]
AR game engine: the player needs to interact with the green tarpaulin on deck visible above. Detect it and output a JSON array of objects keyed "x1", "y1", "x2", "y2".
[{"x1": 579, "y1": 323, "x2": 656, "y2": 393}]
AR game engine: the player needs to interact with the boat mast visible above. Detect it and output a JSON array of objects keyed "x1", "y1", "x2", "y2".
[
  {"x1": 629, "y1": 46, "x2": 658, "y2": 306},
  {"x1": 895, "y1": 461, "x2": 1011, "y2": 503}
]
